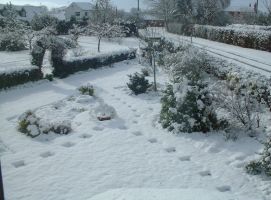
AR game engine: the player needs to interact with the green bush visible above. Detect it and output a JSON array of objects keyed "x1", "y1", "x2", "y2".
[
  {"x1": 78, "y1": 85, "x2": 94, "y2": 96},
  {"x1": 45, "y1": 74, "x2": 53, "y2": 81},
  {"x1": 0, "y1": 33, "x2": 26, "y2": 51},
  {"x1": 245, "y1": 161, "x2": 262, "y2": 175},
  {"x1": 31, "y1": 40, "x2": 46, "y2": 67},
  {"x1": 141, "y1": 68, "x2": 150, "y2": 77},
  {"x1": 127, "y1": 72, "x2": 150, "y2": 95},
  {"x1": 246, "y1": 137, "x2": 271, "y2": 176},
  {"x1": 0, "y1": 68, "x2": 43, "y2": 90},
  {"x1": 160, "y1": 81, "x2": 227, "y2": 133}
]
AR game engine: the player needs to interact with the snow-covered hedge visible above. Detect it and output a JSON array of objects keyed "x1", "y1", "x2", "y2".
[
  {"x1": 246, "y1": 137, "x2": 271, "y2": 176},
  {"x1": 0, "y1": 67, "x2": 43, "y2": 90},
  {"x1": 228, "y1": 24, "x2": 271, "y2": 31},
  {"x1": 53, "y1": 49, "x2": 136, "y2": 78},
  {"x1": 168, "y1": 23, "x2": 271, "y2": 52}
]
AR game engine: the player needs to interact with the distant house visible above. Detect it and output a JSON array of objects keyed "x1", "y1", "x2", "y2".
[
  {"x1": 65, "y1": 2, "x2": 93, "y2": 22},
  {"x1": 143, "y1": 15, "x2": 164, "y2": 27},
  {"x1": 0, "y1": 4, "x2": 48, "y2": 22},
  {"x1": 224, "y1": 0, "x2": 268, "y2": 22}
]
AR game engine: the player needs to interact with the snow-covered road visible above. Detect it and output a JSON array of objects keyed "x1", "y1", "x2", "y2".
[{"x1": 147, "y1": 28, "x2": 271, "y2": 76}]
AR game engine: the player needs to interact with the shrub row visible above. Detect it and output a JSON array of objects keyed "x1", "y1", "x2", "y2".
[
  {"x1": 53, "y1": 49, "x2": 136, "y2": 78},
  {"x1": 0, "y1": 67, "x2": 43, "y2": 90},
  {"x1": 168, "y1": 23, "x2": 271, "y2": 52}
]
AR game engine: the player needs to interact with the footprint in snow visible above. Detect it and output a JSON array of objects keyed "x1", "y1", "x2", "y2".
[
  {"x1": 148, "y1": 138, "x2": 158, "y2": 144},
  {"x1": 93, "y1": 126, "x2": 104, "y2": 131},
  {"x1": 132, "y1": 120, "x2": 138, "y2": 124},
  {"x1": 111, "y1": 94, "x2": 115, "y2": 97},
  {"x1": 40, "y1": 151, "x2": 54, "y2": 158},
  {"x1": 128, "y1": 105, "x2": 132, "y2": 108},
  {"x1": 179, "y1": 156, "x2": 191, "y2": 161},
  {"x1": 132, "y1": 109, "x2": 137, "y2": 112},
  {"x1": 79, "y1": 134, "x2": 92, "y2": 139},
  {"x1": 132, "y1": 131, "x2": 142, "y2": 136},
  {"x1": 165, "y1": 147, "x2": 176, "y2": 153},
  {"x1": 135, "y1": 114, "x2": 141, "y2": 118},
  {"x1": 234, "y1": 155, "x2": 246, "y2": 161},
  {"x1": 122, "y1": 101, "x2": 127, "y2": 104},
  {"x1": 199, "y1": 170, "x2": 212, "y2": 177},
  {"x1": 119, "y1": 125, "x2": 128, "y2": 130},
  {"x1": 12, "y1": 160, "x2": 25, "y2": 168},
  {"x1": 62, "y1": 142, "x2": 75, "y2": 148},
  {"x1": 148, "y1": 107, "x2": 154, "y2": 111},
  {"x1": 216, "y1": 185, "x2": 231, "y2": 192}
]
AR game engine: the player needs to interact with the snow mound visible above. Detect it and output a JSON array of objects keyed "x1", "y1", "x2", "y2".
[
  {"x1": 88, "y1": 189, "x2": 253, "y2": 200},
  {"x1": 17, "y1": 91, "x2": 118, "y2": 138}
]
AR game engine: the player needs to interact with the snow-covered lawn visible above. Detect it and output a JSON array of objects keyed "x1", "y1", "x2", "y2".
[
  {"x1": 0, "y1": 58, "x2": 270, "y2": 200},
  {"x1": 1, "y1": 34, "x2": 271, "y2": 200},
  {"x1": 0, "y1": 36, "x2": 138, "y2": 75},
  {"x1": 0, "y1": 50, "x2": 34, "y2": 75}
]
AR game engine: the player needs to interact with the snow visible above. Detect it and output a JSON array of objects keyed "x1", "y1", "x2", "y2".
[
  {"x1": 0, "y1": 50, "x2": 36, "y2": 75},
  {"x1": 87, "y1": 188, "x2": 253, "y2": 200},
  {"x1": 0, "y1": 35, "x2": 271, "y2": 200},
  {"x1": 152, "y1": 27, "x2": 271, "y2": 76},
  {"x1": 0, "y1": 36, "x2": 137, "y2": 75}
]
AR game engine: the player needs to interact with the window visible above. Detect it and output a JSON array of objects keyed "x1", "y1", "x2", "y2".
[
  {"x1": 75, "y1": 12, "x2": 80, "y2": 17},
  {"x1": 85, "y1": 12, "x2": 88, "y2": 16}
]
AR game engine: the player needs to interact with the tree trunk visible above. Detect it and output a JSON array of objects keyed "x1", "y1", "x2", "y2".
[
  {"x1": 153, "y1": 52, "x2": 157, "y2": 92},
  {"x1": 98, "y1": 38, "x2": 101, "y2": 52}
]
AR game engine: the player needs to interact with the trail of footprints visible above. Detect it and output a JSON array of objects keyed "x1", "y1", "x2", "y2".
[
  {"x1": 11, "y1": 133, "x2": 93, "y2": 169},
  {"x1": 11, "y1": 92, "x2": 231, "y2": 194}
]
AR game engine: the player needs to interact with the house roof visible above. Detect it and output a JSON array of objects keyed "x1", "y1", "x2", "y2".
[
  {"x1": 0, "y1": 4, "x2": 48, "y2": 21},
  {"x1": 71, "y1": 2, "x2": 93, "y2": 11},
  {"x1": 224, "y1": 0, "x2": 268, "y2": 13}
]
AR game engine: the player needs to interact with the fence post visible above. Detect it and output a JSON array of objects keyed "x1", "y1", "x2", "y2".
[{"x1": 0, "y1": 161, "x2": 4, "y2": 200}]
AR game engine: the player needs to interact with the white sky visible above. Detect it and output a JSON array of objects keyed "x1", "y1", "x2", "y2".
[{"x1": 0, "y1": 0, "x2": 147, "y2": 11}]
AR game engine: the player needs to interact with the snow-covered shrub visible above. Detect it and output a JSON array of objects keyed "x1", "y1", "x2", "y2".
[
  {"x1": 164, "y1": 46, "x2": 207, "y2": 83},
  {"x1": 78, "y1": 85, "x2": 94, "y2": 96},
  {"x1": 246, "y1": 137, "x2": 271, "y2": 176},
  {"x1": 18, "y1": 111, "x2": 41, "y2": 138},
  {"x1": 45, "y1": 74, "x2": 53, "y2": 81},
  {"x1": 0, "y1": 67, "x2": 43, "y2": 90},
  {"x1": 168, "y1": 23, "x2": 271, "y2": 52},
  {"x1": 141, "y1": 68, "x2": 150, "y2": 77},
  {"x1": 0, "y1": 32, "x2": 26, "y2": 51},
  {"x1": 18, "y1": 110, "x2": 72, "y2": 137},
  {"x1": 246, "y1": 160, "x2": 262, "y2": 175},
  {"x1": 30, "y1": 14, "x2": 58, "y2": 31},
  {"x1": 54, "y1": 49, "x2": 136, "y2": 78},
  {"x1": 160, "y1": 80, "x2": 227, "y2": 133},
  {"x1": 31, "y1": 39, "x2": 46, "y2": 67},
  {"x1": 214, "y1": 82, "x2": 264, "y2": 134},
  {"x1": 127, "y1": 72, "x2": 151, "y2": 95}
]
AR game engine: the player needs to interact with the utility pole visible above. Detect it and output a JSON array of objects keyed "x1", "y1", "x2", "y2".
[
  {"x1": 256, "y1": 0, "x2": 259, "y2": 14},
  {"x1": 0, "y1": 161, "x2": 4, "y2": 200},
  {"x1": 137, "y1": 0, "x2": 140, "y2": 22}
]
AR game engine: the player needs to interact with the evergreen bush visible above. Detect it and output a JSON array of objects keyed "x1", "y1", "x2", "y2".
[
  {"x1": 78, "y1": 85, "x2": 94, "y2": 96},
  {"x1": 127, "y1": 72, "x2": 150, "y2": 95}
]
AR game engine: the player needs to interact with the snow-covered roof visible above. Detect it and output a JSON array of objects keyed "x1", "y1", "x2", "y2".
[
  {"x1": 71, "y1": 2, "x2": 93, "y2": 11},
  {"x1": 224, "y1": 0, "x2": 268, "y2": 13},
  {"x1": 0, "y1": 4, "x2": 48, "y2": 21},
  {"x1": 143, "y1": 14, "x2": 163, "y2": 21}
]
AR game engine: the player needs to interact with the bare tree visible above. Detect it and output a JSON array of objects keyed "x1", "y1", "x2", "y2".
[
  {"x1": 86, "y1": 23, "x2": 126, "y2": 52},
  {"x1": 264, "y1": 0, "x2": 271, "y2": 15},
  {"x1": 146, "y1": 0, "x2": 177, "y2": 29},
  {"x1": 91, "y1": 0, "x2": 116, "y2": 24}
]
